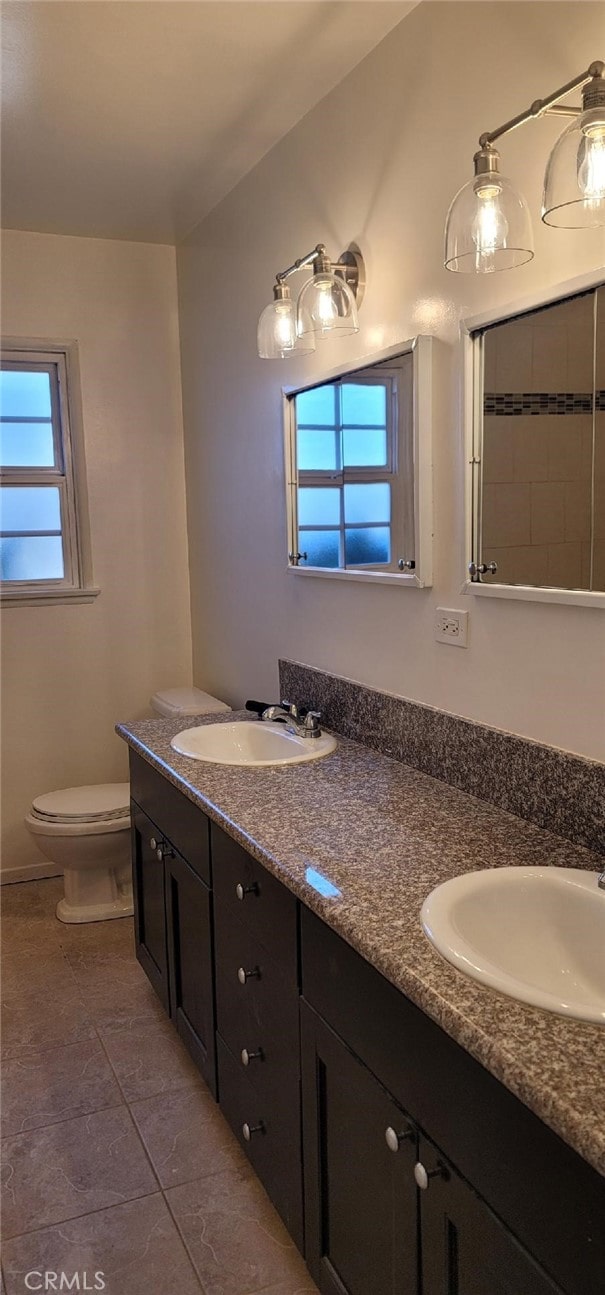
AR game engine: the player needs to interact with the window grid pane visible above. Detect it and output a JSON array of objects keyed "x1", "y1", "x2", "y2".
[
  {"x1": 0, "y1": 356, "x2": 72, "y2": 589},
  {"x1": 292, "y1": 376, "x2": 392, "y2": 571}
]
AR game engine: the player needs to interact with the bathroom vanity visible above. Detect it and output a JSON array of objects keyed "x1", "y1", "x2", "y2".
[{"x1": 120, "y1": 716, "x2": 605, "y2": 1295}]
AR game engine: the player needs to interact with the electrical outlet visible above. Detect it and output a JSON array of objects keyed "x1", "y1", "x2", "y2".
[{"x1": 434, "y1": 608, "x2": 469, "y2": 648}]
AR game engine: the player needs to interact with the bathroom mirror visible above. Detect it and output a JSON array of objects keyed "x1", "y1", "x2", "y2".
[
  {"x1": 465, "y1": 275, "x2": 605, "y2": 607},
  {"x1": 283, "y1": 337, "x2": 433, "y2": 587}
]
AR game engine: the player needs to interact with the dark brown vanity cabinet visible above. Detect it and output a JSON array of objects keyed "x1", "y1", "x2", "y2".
[
  {"x1": 129, "y1": 752, "x2": 216, "y2": 1095},
  {"x1": 418, "y1": 1135, "x2": 565, "y2": 1295},
  {"x1": 211, "y1": 824, "x2": 304, "y2": 1251},
  {"x1": 301, "y1": 907, "x2": 604, "y2": 1295},
  {"x1": 301, "y1": 1002, "x2": 418, "y2": 1295},
  {"x1": 131, "y1": 801, "x2": 171, "y2": 1012}
]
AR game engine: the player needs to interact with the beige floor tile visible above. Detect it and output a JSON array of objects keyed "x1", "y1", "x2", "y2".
[
  {"x1": 57, "y1": 916, "x2": 135, "y2": 957},
  {"x1": 260, "y1": 1280, "x2": 319, "y2": 1294},
  {"x1": 130, "y1": 1085, "x2": 246, "y2": 1189},
  {"x1": 1, "y1": 947, "x2": 78, "y2": 998},
  {"x1": 65, "y1": 948, "x2": 165, "y2": 1032},
  {"x1": 1, "y1": 1193, "x2": 203, "y2": 1295},
  {"x1": 1, "y1": 1106, "x2": 157, "y2": 1239},
  {"x1": 99, "y1": 1018, "x2": 201, "y2": 1102},
  {"x1": 1, "y1": 1039, "x2": 123, "y2": 1138},
  {"x1": 1, "y1": 983, "x2": 95, "y2": 1057},
  {"x1": 166, "y1": 1165, "x2": 313, "y2": 1295}
]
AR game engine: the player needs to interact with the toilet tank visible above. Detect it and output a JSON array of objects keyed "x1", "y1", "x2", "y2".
[{"x1": 150, "y1": 687, "x2": 230, "y2": 717}]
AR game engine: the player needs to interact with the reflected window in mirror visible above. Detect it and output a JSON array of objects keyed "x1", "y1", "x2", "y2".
[
  {"x1": 284, "y1": 339, "x2": 433, "y2": 586},
  {"x1": 468, "y1": 280, "x2": 605, "y2": 603}
]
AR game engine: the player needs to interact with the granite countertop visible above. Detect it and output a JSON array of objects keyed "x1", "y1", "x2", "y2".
[{"x1": 116, "y1": 710, "x2": 605, "y2": 1178}]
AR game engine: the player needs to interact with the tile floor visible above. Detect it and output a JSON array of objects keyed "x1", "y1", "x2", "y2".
[{"x1": 1, "y1": 878, "x2": 318, "y2": 1295}]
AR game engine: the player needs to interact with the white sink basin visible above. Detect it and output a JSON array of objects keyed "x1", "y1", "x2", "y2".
[
  {"x1": 421, "y1": 867, "x2": 605, "y2": 1023},
  {"x1": 170, "y1": 720, "x2": 337, "y2": 767}
]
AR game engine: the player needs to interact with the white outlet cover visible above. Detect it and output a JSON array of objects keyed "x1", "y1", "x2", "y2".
[{"x1": 434, "y1": 607, "x2": 469, "y2": 648}]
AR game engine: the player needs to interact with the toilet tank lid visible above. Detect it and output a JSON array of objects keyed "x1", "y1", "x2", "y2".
[
  {"x1": 151, "y1": 687, "x2": 230, "y2": 716},
  {"x1": 32, "y1": 783, "x2": 130, "y2": 819}
]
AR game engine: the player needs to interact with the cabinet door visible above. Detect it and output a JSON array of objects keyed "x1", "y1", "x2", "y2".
[
  {"x1": 131, "y1": 803, "x2": 169, "y2": 1011},
  {"x1": 418, "y1": 1135, "x2": 566, "y2": 1295},
  {"x1": 301, "y1": 1001, "x2": 417, "y2": 1295},
  {"x1": 165, "y1": 848, "x2": 217, "y2": 1097}
]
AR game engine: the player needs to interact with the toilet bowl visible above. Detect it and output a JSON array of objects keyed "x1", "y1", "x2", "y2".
[{"x1": 25, "y1": 686, "x2": 230, "y2": 924}]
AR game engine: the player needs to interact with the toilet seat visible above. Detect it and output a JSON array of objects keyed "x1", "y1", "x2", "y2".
[{"x1": 31, "y1": 783, "x2": 130, "y2": 825}]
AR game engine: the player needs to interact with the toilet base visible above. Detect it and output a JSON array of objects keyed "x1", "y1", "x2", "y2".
[
  {"x1": 56, "y1": 859, "x2": 134, "y2": 924},
  {"x1": 56, "y1": 893, "x2": 134, "y2": 924}
]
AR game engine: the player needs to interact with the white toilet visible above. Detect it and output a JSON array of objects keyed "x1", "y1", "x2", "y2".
[{"x1": 24, "y1": 687, "x2": 230, "y2": 924}]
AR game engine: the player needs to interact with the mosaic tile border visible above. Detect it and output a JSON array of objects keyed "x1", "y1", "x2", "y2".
[
  {"x1": 483, "y1": 392, "x2": 600, "y2": 416},
  {"x1": 279, "y1": 659, "x2": 604, "y2": 854}
]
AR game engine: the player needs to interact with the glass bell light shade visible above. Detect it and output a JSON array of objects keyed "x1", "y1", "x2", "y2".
[
  {"x1": 257, "y1": 286, "x2": 316, "y2": 360},
  {"x1": 297, "y1": 269, "x2": 359, "y2": 341},
  {"x1": 542, "y1": 107, "x2": 605, "y2": 228},
  {"x1": 445, "y1": 153, "x2": 534, "y2": 273}
]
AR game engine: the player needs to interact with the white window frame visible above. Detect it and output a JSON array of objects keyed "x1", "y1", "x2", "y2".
[
  {"x1": 1, "y1": 339, "x2": 98, "y2": 606},
  {"x1": 283, "y1": 336, "x2": 433, "y2": 589}
]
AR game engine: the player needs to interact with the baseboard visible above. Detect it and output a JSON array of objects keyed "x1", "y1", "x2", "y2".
[{"x1": 0, "y1": 861, "x2": 62, "y2": 885}]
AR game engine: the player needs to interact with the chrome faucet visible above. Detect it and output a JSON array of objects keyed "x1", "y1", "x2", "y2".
[{"x1": 261, "y1": 700, "x2": 323, "y2": 739}]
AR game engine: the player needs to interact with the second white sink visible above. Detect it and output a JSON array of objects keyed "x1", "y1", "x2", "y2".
[
  {"x1": 421, "y1": 866, "x2": 605, "y2": 1023},
  {"x1": 170, "y1": 720, "x2": 337, "y2": 767}
]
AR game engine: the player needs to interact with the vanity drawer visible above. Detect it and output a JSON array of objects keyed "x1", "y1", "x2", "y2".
[
  {"x1": 211, "y1": 824, "x2": 298, "y2": 980},
  {"x1": 129, "y1": 751, "x2": 210, "y2": 886},
  {"x1": 214, "y1": 909, "x2": 300, "y2": 1078},
  {"x1": 216, "y1": 1033, "x2": 303, "y2": 1249}
]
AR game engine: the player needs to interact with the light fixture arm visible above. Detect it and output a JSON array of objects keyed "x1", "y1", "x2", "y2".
[
  {"x1": 478, "y1": 59, "x2": 605, "y2": 149},
  {"x1": 275, "y1": 244, "x2": 327, "y2": 284}
]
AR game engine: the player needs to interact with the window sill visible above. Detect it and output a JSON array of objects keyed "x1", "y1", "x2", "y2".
[
  {"x1": 0, "y1": 586, "x2": 101, "y2": 608},
  {"x1": 288, "y1": 565, "x2": 426, "y2": 588}
]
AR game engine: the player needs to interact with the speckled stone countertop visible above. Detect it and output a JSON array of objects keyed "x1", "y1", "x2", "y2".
[{"x1": 116, "y1": 712, "x2": 605, "y2": 1178}]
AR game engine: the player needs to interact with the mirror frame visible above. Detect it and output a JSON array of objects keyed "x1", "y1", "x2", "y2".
[
  {"x1": 462, "y1": 270, "x2": 605, "y2": 610},
  {"x1": 282, "y1": 335, "x2": 433, "y2": 589}
]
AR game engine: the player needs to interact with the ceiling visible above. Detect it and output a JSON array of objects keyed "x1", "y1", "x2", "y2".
[{"x1": 1, "y1": 0, "x2": 416, "y2": 244}]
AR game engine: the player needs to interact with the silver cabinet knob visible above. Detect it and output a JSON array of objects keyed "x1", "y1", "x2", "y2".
[
  {"x1": 241, "y1": 1047, "x2": 263, "y2": 1067},
  {"x1": 150, "y1": 837, "x2": 158, "y2": 851},
  {"x1": 468, "y1": 561, "x2": 498, "y2": 578},
  {"x1": 397, "y1": 558, "x2": 416, "y2": 571},
  {"x1": 235, "y1": 882, "x2": 259, "y2": 901},
  {"x1": 242, "y1": 1120, "x2": 264, "y2": 1142},
  {"x1": 237, "y1": 965, "x2": 261, "y2": 985},
  {"x1": 156, "y1": 847, "x2": 163, "y2": 861},
  {"x1": 414, "y1": 1160, "x2": 447, "y2": 1190},
  {"x1": 385, "y1": 1126, "x2": 413, "y2": 1153}
]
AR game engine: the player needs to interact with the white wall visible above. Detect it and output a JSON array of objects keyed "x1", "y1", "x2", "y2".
[
  {"x1": 1, "y1": 231, "x2": 193, "y2": 877},
  {"x1": 177, "y1": 0, "x2": 605, "y2": 761}
]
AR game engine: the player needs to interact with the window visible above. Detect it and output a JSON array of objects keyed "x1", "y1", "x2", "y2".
[
  {"x1": 0, "y1": 345, "x2": 95, "y2": 603},
  {"x1": 285, "y1": 344, "x2": 430, "y2": 582}
]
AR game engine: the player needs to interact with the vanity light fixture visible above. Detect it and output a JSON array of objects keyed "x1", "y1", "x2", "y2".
[
  {"x1": 445, "y1": 59, "x2": 605, "y2": 273},
  {"x1": 257, "y1": 243, "x2": 364, "y2": 359}
]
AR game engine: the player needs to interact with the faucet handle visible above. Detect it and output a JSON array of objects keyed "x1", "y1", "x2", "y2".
[
  {"x1": 281, "y1": 699, "x2": 300, "y2": 720},
  {"x1": 304, "y1": 710, "x2": 322, "y2": 734}
]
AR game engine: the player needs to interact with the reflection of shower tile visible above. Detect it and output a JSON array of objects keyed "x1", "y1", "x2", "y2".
[
  {"x1": 532, "y1": 324, "x2": 567, "y2": 392},
  {"x1": 581, "y1": 542, "x2": 592, "y2": 587},
  {"x1": 546, "y1": 543, "x2": 582, "y2": 589},
  {"x1": 530, "y1": 482, "x2": 565, "y2": 545},
  {"x1": 567, "y1": 313, "x2": 595, "y2": 391},
  {"x1": 546, "y1": 417, "x2": 584, "y2": 482},
  {"x1": 512, "y1": 419, "x2": 548, "y2": 482},
  {"x1": 482, "y1": 483, "x2": 530, "y2": 547},
  {"x1": 594, "y1": 413, "x2": 605, "y2": 542},
  {"x1": 510, "y1": 545, "x2": 549, "y2": 586},
  {"x1": 494, "y1": 323, "x2": 532, "y2": 391},
  {"x1": 592, "y1": 539, "x2": 605, "y2": 589},
  {"x1": 564, "y1": 479, "x2": 592, "y2": 544},
  {"x1": 482, "y1": 420, "x2": 513, "y2": 483}
]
